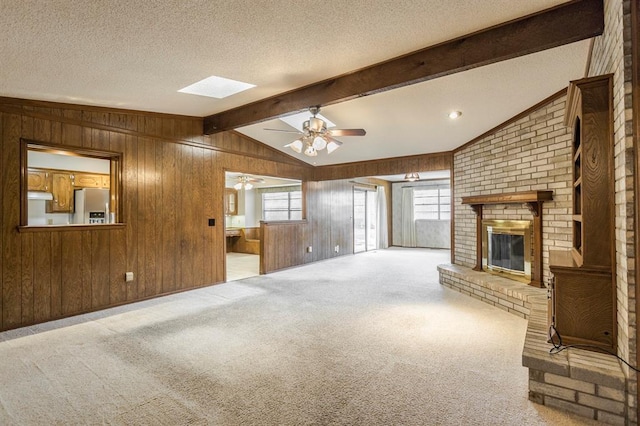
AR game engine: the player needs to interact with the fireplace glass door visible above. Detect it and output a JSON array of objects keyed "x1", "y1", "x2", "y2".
[{"x1": 482, "y1": 220, "x2": 532, "y2": 283}]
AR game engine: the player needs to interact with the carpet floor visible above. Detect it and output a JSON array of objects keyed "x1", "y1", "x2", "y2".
[{"x1": 0, "y1": 248, "x2": 600, "y2": 425}]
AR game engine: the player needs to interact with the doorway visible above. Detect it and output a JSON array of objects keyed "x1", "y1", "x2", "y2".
[
  {"x1": 354, "y1": 188, "x2": 377, "y2": 253},
  {"x1": 224, "y1": 171, "x2": 302, "y2": 281}
]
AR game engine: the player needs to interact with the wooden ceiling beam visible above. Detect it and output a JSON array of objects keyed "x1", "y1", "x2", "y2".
[{"x1": 203, "y1": 0, "x2": 603, "y2": 134}]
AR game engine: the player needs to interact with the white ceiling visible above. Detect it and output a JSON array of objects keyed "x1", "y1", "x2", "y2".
[{"x1": 0, "y1": 0, "x2": 590, "y2": 166}]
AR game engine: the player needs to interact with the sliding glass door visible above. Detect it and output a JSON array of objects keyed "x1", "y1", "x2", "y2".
[{"x1": 354, "y1": 188, "x2": 377, "y2": 253}]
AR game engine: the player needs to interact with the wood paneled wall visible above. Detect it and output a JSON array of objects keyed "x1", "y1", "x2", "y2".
[
  {"x1": 313, "y1": 151, "x2": 452, "y2": 181},
  {"x1": 0, "y1": 97, "x2": 436, "y2": 331},
  {"x1": 260, "y1": 180, "x2": 354, "y2": 274},
  {"x1": 0, "y1": 98, "x2": 310, "y2": 331},
  {"x1": 260, "y1": 221, "x2": 309, "y2": 273}
]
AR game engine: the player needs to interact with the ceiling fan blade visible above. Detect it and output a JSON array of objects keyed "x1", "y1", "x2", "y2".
[
  {"x1": 328, "y1": 128, "x2": 366, "y2": 137},
  {"x1": 263, "y1": 128, "x2": 302, "y2": 134}
]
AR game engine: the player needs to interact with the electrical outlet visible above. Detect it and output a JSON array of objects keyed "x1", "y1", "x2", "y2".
[
  {"x1": 307, "y1": 246, "x2": 313, "y2": 253},
  {"x1": 334, "y1": 245, "x2": 340, "y2": 253},
  {"x1": 125, "y1": 272, "x2": 134, "y2": 282}
]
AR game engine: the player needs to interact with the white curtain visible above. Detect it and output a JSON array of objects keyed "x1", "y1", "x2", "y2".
[
  {"x1": 401, "y1": 187, "x2": 416, "y2": 247},
  {"x1": 377, "y1": 186, "x2": 388, "y2": 249}
]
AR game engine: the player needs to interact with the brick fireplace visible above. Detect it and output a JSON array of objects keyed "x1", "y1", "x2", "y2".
[{"x1": 461, "y1": 190, "x2": 553, "y2": 288}]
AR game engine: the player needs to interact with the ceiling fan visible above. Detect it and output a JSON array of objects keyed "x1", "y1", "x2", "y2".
[
  {"x1": 265, "y1": 106, "x2": 366, "y2": 157},
  {"x1": 233, "y1": 174, "x2": 265, "y2": 190}
]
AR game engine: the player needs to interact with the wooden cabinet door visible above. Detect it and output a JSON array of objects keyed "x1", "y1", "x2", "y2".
[
  {"x1": 74, "y1": 173, "x2": 110, "y2": 189},
  {"x1": 551, "y1": 267, "x2": 614, "y2": 351},
  {"x1": 48, "y1": 173, "x2": 74, "y2": 213},
  {"x1": 27, "y1": 170, "x2": 49, "y2": 191},
  {"x1": 74, "y1": 173, "x2": 102, "y2": 188},
  {"x1": 225, "y1": 188, "x2": 237, "y2": 215}
]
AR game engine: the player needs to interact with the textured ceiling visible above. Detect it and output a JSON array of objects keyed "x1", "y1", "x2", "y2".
[{"x1": 1, "y1": 0, "x2": 590, "y2": 166}]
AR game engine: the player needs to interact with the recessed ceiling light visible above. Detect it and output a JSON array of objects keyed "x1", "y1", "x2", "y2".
[
  {"x1": 178, "y1": 76, "x2": 255, "y2": 99},
  {"x1": 280, "y1": 111, "x2": 335, "y2": 131},
  {"x1": 448, "y1": 110, "x2": 462, "y2": 119}
]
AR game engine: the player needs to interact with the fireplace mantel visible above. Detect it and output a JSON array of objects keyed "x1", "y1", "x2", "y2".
[
  {"x1": 462, "y1": 190, "x2": 553, "y2": 288},
  {"x1": 462, "y1": 190, "x2": 553, "y2": 211}
]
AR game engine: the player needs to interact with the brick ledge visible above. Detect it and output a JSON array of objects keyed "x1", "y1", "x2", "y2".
[{"x1": 438, "y1": 263, "x2": 628, "y2": 424}]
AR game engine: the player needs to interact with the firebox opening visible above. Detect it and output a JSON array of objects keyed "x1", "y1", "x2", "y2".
[{"x1": 482, "y1": 220, "x2": 532, "y2": 283}]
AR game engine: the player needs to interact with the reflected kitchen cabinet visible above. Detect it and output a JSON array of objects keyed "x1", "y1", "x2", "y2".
[
  {"x1": 47, "y1": 172, "x2": 75, "y2": 213},
  {"x1": 27, "y1": 169, "x2": 49, "y2": 191},
  {"x1": 225, "y1": 188, "x2": 237, "y2": 215}
]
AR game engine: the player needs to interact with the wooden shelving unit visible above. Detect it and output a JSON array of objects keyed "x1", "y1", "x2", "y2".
[{"x1": 549, "y1": 74, "x2": 615, "y2": 352}]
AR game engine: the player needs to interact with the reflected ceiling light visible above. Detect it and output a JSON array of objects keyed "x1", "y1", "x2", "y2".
[
  {"x1": 404, "y1": 172, "x2": 420, "y2": 181},
  {"x1": 448, "y1": 110, "x2": 462, "y2": 119}
]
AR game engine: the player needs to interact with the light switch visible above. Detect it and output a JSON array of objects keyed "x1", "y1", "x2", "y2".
[{"x1": 125, "y1": 272, "x2": 134, "y2": 282}]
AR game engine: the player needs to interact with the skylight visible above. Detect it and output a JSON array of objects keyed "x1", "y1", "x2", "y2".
[
  {"x1": 280, "y1": 111, "x2": 335, "y2": 131},
  {"x1": 178, "y1": 76, "x2": 255, "y2": 99}
]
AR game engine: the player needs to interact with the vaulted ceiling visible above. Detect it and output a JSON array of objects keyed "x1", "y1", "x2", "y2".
[{"x1": 0, "y1": 0, "x2": 601, "y2": 166}]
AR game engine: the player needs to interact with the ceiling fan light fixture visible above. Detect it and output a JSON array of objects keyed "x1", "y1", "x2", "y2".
[
  {"x1": 312, "y1": 135, "x2": 327, "y2": 150},
  {"x1": 308, "y1": 117, "x2": 325, "y2": 133},
  {"x1": 304, "y1": 144, "x2": 318, "y2": 157},
  {"x1": 244, "y1": 182, "x2": 253, "y2": 190},
  {"x1": 326, "y1": 139, "x2": 342, "y2": 154},
  {"x1": 233, "y1": 182, "x2": 242, "y2": 190},
  {"x1": 274, "y1": 106, "x2": 365, "y2": 158},
  {"x1": 285, "y1": 139, "x2": 303, "y2": 153},
  {"x1": 404, "y1": 172, "x2": 420, "y2": 181}
]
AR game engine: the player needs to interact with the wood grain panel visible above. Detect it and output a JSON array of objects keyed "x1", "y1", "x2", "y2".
[
  {"x1": 313, "y1": 151, "x2": 452, "y2": 181},
  {"x1": 0, "y1": 113, "x2": 3, "y2": 330},
  {"x1": 50, "y1": 232, "x2": 62, "y2": 318},
  {"x1": 178, "y1": 144, "x2": 192, "y2": 289},
  {"x1": 61, "y1": 232, "x2": 83, "y2": 315},
  {"x1": 192, "y1": 147, "x2": 206, "y2": 286},
  {"x1": 261, "y1": 221, "x2": 309, "y2": 274},
  {"x1": 203, "y1": 149, "x2": 215, "y2": 284},
  {"x1": 110, "y1": 228, "x2": 126, "y2": 304},
  {"x1": 124, "y1": 134, "x2": 138, "y2": 301},
  {"x1": 140, "y1": 137, "x2": 158, "y2": 297},
  {"x1": 161, "y1": 142, "x2": 177, "y2": 293},
  {"x1": 91, "y1": 230, "x2": 110, "y2": 308},
  {"x1": 2, "y1": 113, "x2": 22, "y2": 328},
  {"x1": 33, "y1": 233, "x2": 51, "y2": 321},
  {"x1": 20, "y1": 232, "x2": 33, "y2": 324},
  {"x1": 81, "y1": 230, "x2": 92, "y2": 310}
]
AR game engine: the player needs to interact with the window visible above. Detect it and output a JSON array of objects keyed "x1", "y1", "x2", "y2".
[
  {"x1": 413, "y1": 187, "x2": 451, "y2": 220},
  {"x1": 262, "y1": 191, "x2": 302, "y2": 221},
  {"x1": 21, "y1": 140, "x2": 122, "y2": 227}
]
